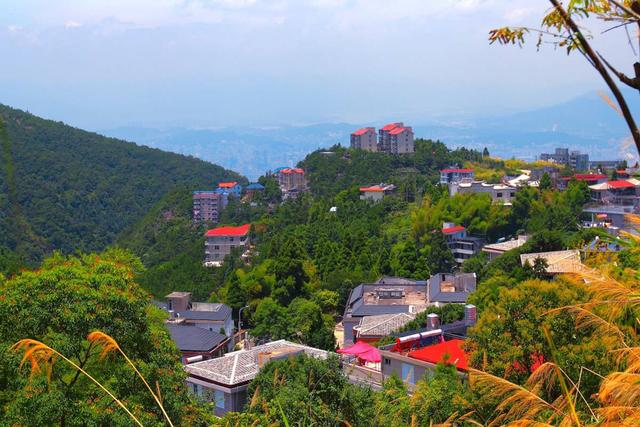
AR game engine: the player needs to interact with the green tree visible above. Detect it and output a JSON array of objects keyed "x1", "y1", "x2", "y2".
[
  {"x1": 539, "y1": 172, "x2": 552, "y2": 191},
  {"x1": 0, "y1": 252, "x2": 196, "y2": 426}
]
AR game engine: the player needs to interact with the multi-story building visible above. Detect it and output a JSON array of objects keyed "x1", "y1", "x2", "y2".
[
  {"x1": 589, "y1": 160, "x2": 625, "y2": 171},
  {"x1": 440, "y1": 168, "x2": 474, "y2": 184},
  {"x1": 540, "y1": 147, "x2": 589, "y2": 170},
  {"x1": 204, "y1": 224, "x2": 251, "y2": 266},
  {"x1": 216, "y1": 182, "x2": 242, "y2": 198},
  {"x1": 441, "y1": 223, "x2": 483, "y2": 264},
  {"x1": 378, "y1": 122, "x2": 414, "y2": 154},
  {"x1": 350, "y1": 127, "x2": 378, "y2": 152},
  {"x1": 193, "y1": 191, "x2": 228, "y2": 223},
  {"x1": 278, "y1": 168, "x2": 307, "y2": 199}
]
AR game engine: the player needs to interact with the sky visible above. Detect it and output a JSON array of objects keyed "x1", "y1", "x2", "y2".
[{"x1": 0, "y1": 0, "x2": 633, "y2": 130}]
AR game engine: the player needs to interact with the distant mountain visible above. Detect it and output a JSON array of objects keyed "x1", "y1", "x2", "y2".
[
  {"x1": 0, "y1": 104, "x2": 243, "y2": 262},
  {"x1": 103, "y1": 90, "x2": 639, "y2": 174}
]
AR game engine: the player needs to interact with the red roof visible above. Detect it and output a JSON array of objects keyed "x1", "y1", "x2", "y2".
[
  {"x1": 352, "y1": 127, "x2": 374, "y2": 136},
  {"x1": 442, "y1": 225, "x2": 466, "y2": 234},
  {"x1": 337, "y1": 341, "x2": 381, "y2": 363},
  {"x1": 564, "y1": 174, "x2": 607, "y2": 181},
  {"x1": 382, "y1": 122, "x2": 401, "y2": 131},
  {"x1": 389, "y1": 127, "x2": 408, "y2": 135},
  {"x1": 607, "y1": 180, "x2": 636, "y2": 189},
  {"x1": 205, "y1": 224, "x2": 251, "y2": 237},
  {"x1": 616, "y1": 170, "x2": 628, "y2": 174},
  {"x1": 408, "y1": 339, "x2": 468, "y2": 371},
  {"x1": 280, "y1": 168, "x2": 304, "y2": 174},
  {"x1": 218, "y1": 181, "x2": 238, "y2": 188},
  {"x1": 441, "y1": 168, "x2": 474, "y2": 174},
  {"x1": 360, "y1": 186, "x2": 384, "y2": 192}
]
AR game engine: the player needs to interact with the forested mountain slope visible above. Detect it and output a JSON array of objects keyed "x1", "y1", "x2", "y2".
[{"x1": 0, "y1": 104, "x2": 243, "y2": 262}]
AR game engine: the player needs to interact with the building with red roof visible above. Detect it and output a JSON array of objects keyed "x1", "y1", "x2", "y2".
[
  {"x1": 378, "y1": 122, "x2": 414, "y2": 154},
  {"x1": 216, "y1": 181, "x2": 242, "y2": 198},
  {"x1": 588, "y1": 179, "x2": 640, "y2": 207},
  {"x1": 277, "y1": 167, "x2": 307, "y2": 200},
  {"x1": 350, "y1": 127, "x2": 377, "y2": 152},
  {"x1": 204, "y1": 224, "x2": 251, "y2": 266},
  {"x1": 359, "y1": 183, "x2": 396, "y2": 202},
  {"x1": 193, "y1": 191, "x2": 228, "y2": 224},
  {"x1": 407, "y1": 339, "x2": 468, "y2": 371}
]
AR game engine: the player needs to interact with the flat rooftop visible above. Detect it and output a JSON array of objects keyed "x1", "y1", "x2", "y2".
[{"x1": 362, "y1": 286, "x2": 427, "y2": 306}]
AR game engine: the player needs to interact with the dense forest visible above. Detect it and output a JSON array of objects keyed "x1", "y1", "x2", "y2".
[{"x1": 0, "y1": 104, "x2": 243, "y2": 264}]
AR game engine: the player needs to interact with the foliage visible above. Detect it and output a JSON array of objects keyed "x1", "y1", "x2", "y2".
[
  {"x1": 0, "y1": 251, "x2": 198, "y2": 426},
  {"x1": 0, "y1": 104, "x2": 243, "y2": 263}
]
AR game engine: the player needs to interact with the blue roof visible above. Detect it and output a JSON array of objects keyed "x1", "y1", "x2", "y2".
[
  {"x1": 167, "y1": 325, "x2": 228, "y2": 351},
  {"x1": 246, "y1": 183, "x2": 265, "y2": 190}
]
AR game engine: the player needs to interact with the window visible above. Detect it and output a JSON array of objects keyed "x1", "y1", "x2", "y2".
[
  {"x1": 214, "y1": 245, "x2": 219, "y2": 250},
  {"x1": 401, "y1": 363, "x2": 415, "y2": 385},
  {"x1": 496, "y1": 192, "x2": 503, "y2": 198},
  {"x1": 510, "y1": 192, "x2": 516, "y2": 197},
  {"x1": 384, "y1": 358, "x2": 391, "y2": 365},
  {"x1": 214, "y1": 390, "x2": 225, "y2": 409}
]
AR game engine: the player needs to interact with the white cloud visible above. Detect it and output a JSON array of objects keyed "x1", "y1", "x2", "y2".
[{"x1": 64, "y1": 20, "x2": 82, "y2": 28}]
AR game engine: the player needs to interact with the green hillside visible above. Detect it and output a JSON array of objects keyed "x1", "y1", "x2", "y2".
[{"x1": 0, "y1": 104, "x2": 244, "y2": 263}]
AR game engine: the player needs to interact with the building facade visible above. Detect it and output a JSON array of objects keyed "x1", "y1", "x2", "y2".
[
  {"x1": 277, "y1": 168, "x2": 307, "y2": 199},
  {"x1": 193, "y1": 191, "x2": 228, "y2": 223},
  {"x1": 449, "y1": 181, "x2": 518, "y2": 204},
  {"x1": 351, "y1": 127, "x2": 378, "y2": 151},
  {"x1": 204, "y1": 224, "x2": 251, "y2": 265},
  {"x1": 359, "y1": 184, "x2": 396, "y2": 202},
  {"x1": 378, "y1": 122, "x2": 414, "y2": 154},
  {"x1": 441, "y1": 224, "x2": 483, "y2": 264},
  {"x1": 440, "y1": 168, "x2": 474, "y2": 184},
  {"x1": 540, "y1": 147, "x2": 589, "y2": 170},
  {"x1": 216, "y1": 182, "x2": 242, "y2": 198}
]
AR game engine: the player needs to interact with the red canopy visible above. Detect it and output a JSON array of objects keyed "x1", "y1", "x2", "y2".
[
  {"x1": 337, "y1": 341, "x2": 382, "y2": 363},
  {"x1": 407, "y1": 339, "x2": 468, "y2": 371}
]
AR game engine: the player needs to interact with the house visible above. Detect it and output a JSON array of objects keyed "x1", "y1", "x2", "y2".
[
  {"x1": 559, "y1": 173, "x2": 608, "y2": 190},
  {"x1": 449, "y1": 181, "x2": 519, "y2": 205},
  {"x1": 351, "y1": 127, "x2": 378, "y2": 152},
  {"x1": 342, "y1": 278, "x2": 428, "y2": 346},
  {"x1": 482, "y1": 235, "x2": 529, "y2": 260},
  {"x1": 277, "y1": 168, "x2": 307, "y2": 199},
  {"x1": 193, "y1": 191, "x2": 228, "y2": 224},
  {"x1": 519, "y1": 250, "x2": 587, "y2": 275},
  {"x1": 441, "y1": 223, "x2": 483, "y2": 264},
  {"x1": 427, "y1": 272, "x2": 476, "y2": 305},
  {"x1": 167, "y1": 325, "x2": 230, "y2": 363},
  {"x1": 164, "y1": 292, "x2": 235, "y2": 337},
  {"x1": 244, "y1": 183, "x2": 265, "y2": 201},
  {"x1": 184, "y1": 340, "x2": 329, "y2": 416},
  {"x1": 378, "y1": 306, "x2": 476, "y2": 387},
  {"x1": 440, "y1": 168, "x2": 474, "y2": 184},
  {"x1": 216, "y1": 182, "x2": 242, "y2": 198},
  {"x1": 378, "y1": 122, "x2": 414, "y2": 154},
  {"x1": 204, "y1": 224, "x2": 251, "y2": 266},
  {"x1": 359, "y1": 184, "x2": 396, "y2": 202},
  {"x1": 589, "y1": 179, "x2": 640, "y2": 207},
  {"x1": 352, "y1": 313, "x2": 416, "y2": 344}
]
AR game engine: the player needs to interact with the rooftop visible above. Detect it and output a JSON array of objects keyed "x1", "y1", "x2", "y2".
[
  {"x1": 280, "y1": 168, "x2": 304, "y2": 174},
  {"x1": 345, "y1": 283, "x2": 428, "y2": 317},
  {"x1": 354, "y1": 313, "x2": 416, "y2": 337},
  {"x1": 184, "y1": 340, "x2": 329, "y2": 385},
  {"x1": 166, "y1": 291, "x2": 192, "y2": 299},
  {"x1": 218, "y1": 181, "x2": 239, "y2": 188},
  {"x1": 205, "y1": 224, "x2": 251, "y2": 237},
  {"x1": 167, "y1": 325, "x2": 228, "y2": 352},
  {"x1": 483, "y1": 236, "x2": 529, "y2": 253},
  {"x1": 352, "y1": 127, "x2": 375, "y2": 136},
  {"x1": 407, "y1": 339, "x2": 468, "y2": 371},
  {"x1": 520, "y1": 250, "x2": 587, "y2": 274},
  {"x1": 381, "y1": 122, "x2": 402, "y2": 131},
  {"x1": 442, "y1": 225, "x2": 466, "y2": 234},
  {"x1": 245, "y1": 183, "x2": 265, "y2": 190},
  {"x1": 389, "y1": 126, "x2": 409, "y2": 135},
  {"x1": 441, "y1": 168, "x2": 474, "y2": 174},
  {"x1": 564, "y1": 174, "x2": 608, "y2": 181},
  {"x1": 428, "y1": 273, "x2": 476, "y2": 304}
]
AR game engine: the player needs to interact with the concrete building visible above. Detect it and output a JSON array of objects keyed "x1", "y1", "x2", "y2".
[
  {"x1": 353, "y1": 313, "x2": 416, "y2": 344},
  {"x1": 184, "y1": 340, "x2": 329, "y2": 416},
  {"x1": 482, "y1": 235, "x2": 529, "y2": 260},
  {"x1": 427, "y1": 272, "x2": 476, "y2": 305},
  {"x1": 378, "y1": 122, "x2": 414, "y2": 154},
  {"x1": 588, "y1": 179, "x2": 640, "y2": 207},
  {"x1": 359, "y1": 183, "x2": 396, "y2": 202},
  {"x1": 449, "y1": 181, "x2": 518, "y2": 205},
  {"x1": 244, "y1": 183, "x2": 265, "y2": 201},
  {"x1": 441, "y1": 224, "x2": 483, "y2": 264},
  {"x1": 164, "y1": 292, "x2": 235, "y2": 337},
  {"x1": 216, "y1": 182, "x2": 242, "y2": 198},
  {"x1": 589, "y1": 160, "x2": 624, "y2": 171},
  {"x1": 520, "y1": 250, "x2": 587, "y2": 275},
  {"x1": 277, "y1": 168, "x2": 307, "y2": 199},
  {"x1": 342, "y1": 278, "x2": 428, "y2": 346},
  {"x1": 351, "y1": 127, "x2": 378, "y2": 152},
  {"x1": 440, "y1": 168, "x2": 474, "y2": 184},
  {"x1": 540, "y1": 147, "x2": 589, "y2": 170},
  {"x1": 204, "y1": 224, "x2": 251, "y2": 266},
  {"x1": 193, "y1": 191, "x2": 228, "y2": 223},
  {"x1": 378, "y1": 306, "x2": 477, "y2": 387}
]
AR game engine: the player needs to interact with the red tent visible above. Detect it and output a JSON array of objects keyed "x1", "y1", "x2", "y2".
[{"x1": 337, "y1": 341, "x2": 382, "y2": 363}]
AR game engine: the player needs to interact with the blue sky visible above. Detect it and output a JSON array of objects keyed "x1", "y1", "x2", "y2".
[{"x1": 0, "y1": 0, "x2": 631, "y2": 130}]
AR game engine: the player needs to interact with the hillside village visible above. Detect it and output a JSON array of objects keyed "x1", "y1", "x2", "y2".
[{"x1": 132, "y1": 124, "x2": 640, "y2": 418}]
